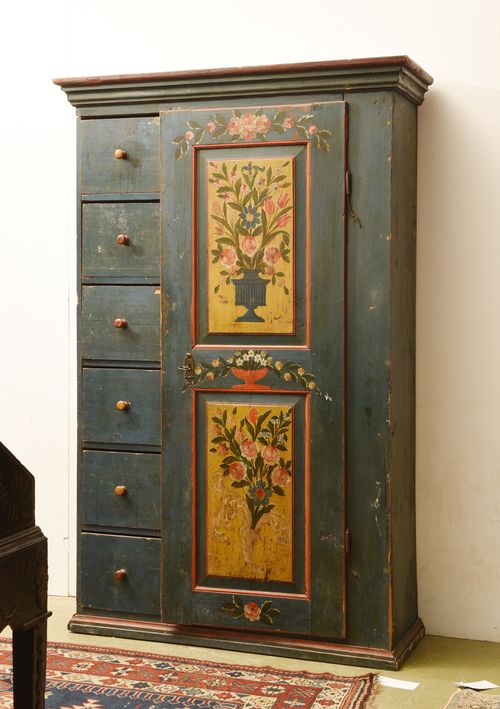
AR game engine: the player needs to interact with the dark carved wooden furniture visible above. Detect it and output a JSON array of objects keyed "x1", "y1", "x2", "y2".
[
  {"x1": 0, "y1": 442, "x2": 50, "y2": 708},
  {"x1": 54, "y1": 56, "x2": 433, "y2": 669}
]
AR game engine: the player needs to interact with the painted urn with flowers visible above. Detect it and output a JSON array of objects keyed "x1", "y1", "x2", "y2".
[
  {"x1": 209, "y1": 158, "x2": 293, "y2": 323},
  {"x1": 229, "y1": 349, "x2": 272, "y2": 389}
]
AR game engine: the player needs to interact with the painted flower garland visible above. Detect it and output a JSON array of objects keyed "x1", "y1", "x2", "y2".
[
  {"x1": 187, "y1": 349, "x2": 321, "y2": 394},
  {"x1": 172, "y1": 107, "x2": 332, "y2": 159}
]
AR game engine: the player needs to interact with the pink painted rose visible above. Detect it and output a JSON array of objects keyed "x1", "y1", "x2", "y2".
[
  {"x1": 207, "y1": 121, "x2": 216, "y2": 133},
  {"x1": 308, "y1": 124, "x2": 318, "y2": 135},
  {"x1": 241, "y1": 112, "x2": 256, "y2": 129},
  {"x1": 185, "y1": 130, "x2": 194, "y2": 140},
  {"x1": 221, "y1": 247, "x2": 236, "y2": 266},
  {"x1": 241, "y1": 440, "x2": 258, "y2": 459},
  {"x1": 283, "y1": 117, "x2": 294, "y2": 129},
  {"x1": 229, "y1": 461, "x2": 246, "y2": 480},
  {"x1": 217, "y1": 442, "x2": 229, "y2": 456},
  {"x1": 227, "y1": 116, "x2": 241, "y2": 135},
  {"x1": 241, "y1": 236, "x2": 258, "y2": 255},
  {"x1": 263, "y1": 197, "x2": 276, "y2": 215},
  {"x1": 265, "y1": 246, "x2": 281, "y2": 264},
  {"x1": 240, "y1": 184, "x2": 249, "y2": 194},
  {"x1": 272, "y1": 467, "x2": 290, "y2": 486},
  {"x1": 263, "y1": 446, "x2": 279, "y2": 463},
  {"x1": 243, "y1": 601, "x2": 261, "y2": 622},
  {"x1": 241, "y1": 128, "x2": 257, "y2": 141},
  {"x1": 277, "y1": 214, "x2": 290, "y2": 228},
  {"x1": 215, "y1": 225, "x2": 224, "y2": 236},
  {"x1": 248, "y1": 407, "x2": 259, "y2": 424},
  {"x1": 255, "y1": 114, "x2": 271, "y2": 133},
  {"x1": 277, "y1": 192, "x2": 290, "y2": 208}
]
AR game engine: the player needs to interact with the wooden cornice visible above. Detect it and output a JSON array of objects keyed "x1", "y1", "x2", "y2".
[{"x1": 54, "y1": 56, "x2": 433, "y2": 108}]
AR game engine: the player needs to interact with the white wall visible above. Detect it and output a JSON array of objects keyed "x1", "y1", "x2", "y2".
[{"x1": 1, "y1": 0, "x2": 499, "y2": 642}]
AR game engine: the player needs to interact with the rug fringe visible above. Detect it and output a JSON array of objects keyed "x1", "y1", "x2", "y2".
[{"x1": 363, "y1": 674, "x2": 381, "y2": 709}]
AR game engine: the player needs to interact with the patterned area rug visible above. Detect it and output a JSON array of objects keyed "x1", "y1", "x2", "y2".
[
  {"x1": 445, "y1": 689, "x2": 500, "y2": 708},
  {"x1": 0, "y1": 638, "x2": 377, "y2": 708}
]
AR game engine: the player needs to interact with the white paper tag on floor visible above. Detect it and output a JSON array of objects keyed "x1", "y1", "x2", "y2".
[
  {"x1": 455, "y1": 680, "x2": 499, "y2": 690},
  {"x1": 379, "y1": 676, "x2": 420, "y2": 690}
]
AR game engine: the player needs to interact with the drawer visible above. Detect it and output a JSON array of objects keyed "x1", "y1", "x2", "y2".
[
  {"x1": 82, "y1": 451, "x2": 161, "y2": 531},
  {"x1": 80, "y1": 116, "x2": 159, "y2": 194},
  {"x1": 82, "y1": 368, "x2": 160, "y2": 446},
  {"x1": 82, "y1": 202, "x2": 160, "y2": 279},
  {"x1": 80, "y1": 533, "x2": 160, "y2": 616},
  {"x1": 81, "y1": 286, "x2": 160, "y2": 362}
]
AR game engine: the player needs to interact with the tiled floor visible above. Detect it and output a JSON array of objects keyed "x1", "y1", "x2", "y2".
[{"x1": 6, "y1": 597, "x2": 500, "y2": 708}]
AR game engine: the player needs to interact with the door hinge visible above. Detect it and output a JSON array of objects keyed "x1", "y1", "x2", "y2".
[{"x1": 345, "y1": 171, "x2": 362, "y2": 227}]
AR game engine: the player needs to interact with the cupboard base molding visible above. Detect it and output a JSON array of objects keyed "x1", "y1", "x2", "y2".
[{"x1": 68, "y1": 614, "x2": 424, "y2": 670}]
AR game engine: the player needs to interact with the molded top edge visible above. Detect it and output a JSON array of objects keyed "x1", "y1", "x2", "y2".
[{"x1": 53, "y1": 55, "x2": 433, "y2": 89}]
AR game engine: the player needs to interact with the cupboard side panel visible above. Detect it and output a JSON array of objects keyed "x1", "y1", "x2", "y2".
[
  {"x1": 345, "y1": 92, "x2": 392, "y2": 648},
  {"x1": 389, "y1": 93, "x2": 419, "y2": 647}
]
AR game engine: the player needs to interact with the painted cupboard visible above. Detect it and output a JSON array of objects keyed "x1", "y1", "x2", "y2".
[{"x1": 54, "y1": 56, "x2": 432, "y2": 669}]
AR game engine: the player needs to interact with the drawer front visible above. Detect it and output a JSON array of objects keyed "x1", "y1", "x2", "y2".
[
  {"x1": 81, "y1": 286, "x2": 160, "y2": 362},
  {"x1": 82, "y1": 451, "x2": 161, "y2": 531},
  {"x1": 82, "y1": 202, "x2": 160, "y2": 279},
  {"x1": 80, "y1": 533, "x2": 160, "y2": 616},
  {"x1": 82, "y1": 368, "x2": 160, "y2": 446},
  {"x1": 80, "y1": 116, "x2": 159, "y2": 194}
]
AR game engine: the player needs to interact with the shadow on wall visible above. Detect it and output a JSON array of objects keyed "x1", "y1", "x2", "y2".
[{"x1": 415, "y1": 82, "x2": 500, "y2": 642}]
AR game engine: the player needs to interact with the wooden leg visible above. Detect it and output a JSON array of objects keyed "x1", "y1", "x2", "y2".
[{"x1": 12, "y1": 619, "x2": 47, "y2": 709}]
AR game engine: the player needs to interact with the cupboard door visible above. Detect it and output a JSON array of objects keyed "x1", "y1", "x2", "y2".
[{"x1": 161, "y1": 100, "x2": 347, "y2": 638}]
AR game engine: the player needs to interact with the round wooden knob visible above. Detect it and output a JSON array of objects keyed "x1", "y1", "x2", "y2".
[
  {"x1": 116, "y1": 234, "x2": 129, "y2": 246},
  {"x1": 114, "y1": 148, "x2": 127, "y2": 159},
  {"x1": 114, "y1": 485, "x2": 127, "y2": 496},
  {"x1": 114, "y1": 318, "x2": 128, "y2": 329},
  {"x1": 115, "y1": 400, "x2": 130, "y2": 411},
  {"x1": 113, "y1": 569, "x2": 127, "y2": 581}
]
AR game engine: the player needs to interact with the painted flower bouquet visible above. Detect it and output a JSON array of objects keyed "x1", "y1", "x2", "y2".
[
  {"x1": 209, "y1": 159, "x2": 292, "y2": 300},
  {"x1": 210, "y1": 406, "x2": 293, "y2": 531}
]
